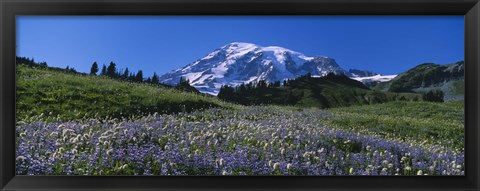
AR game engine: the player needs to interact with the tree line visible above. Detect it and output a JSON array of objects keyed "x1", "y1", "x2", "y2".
[
  {"x1": 16, "y1": 57, "x2": 200, "y2": 92},
  {"x1": 90, "y1": 61, "x2": 161, "y2": 84},
  {"x1": 218, "y1": 72, "x2": 445, "y2": 106},
  {"x1": 422, "y1": 90, "x2": 444, "y2": 102},
  {"x1": 217, "y1": 73, "x2": 314, "y2": 105}
]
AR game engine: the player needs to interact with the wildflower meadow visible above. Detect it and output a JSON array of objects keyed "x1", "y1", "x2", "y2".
[{"x1": 16, "y1": 105, "x2": 464, "y2": 176}]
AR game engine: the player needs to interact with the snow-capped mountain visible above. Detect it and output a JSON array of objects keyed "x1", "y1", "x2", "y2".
[{"x1": 159, "y1": 42, "x2": 375, "y2": 95}]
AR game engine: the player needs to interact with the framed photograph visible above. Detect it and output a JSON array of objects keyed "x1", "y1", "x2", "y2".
[{"x1": 1, "y1": 0, "x2": 479, "y2": 190}]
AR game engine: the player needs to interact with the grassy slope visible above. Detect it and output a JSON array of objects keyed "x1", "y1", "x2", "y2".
[
  {"x1": 16, "y1": 65, "x2": 238, "y2": 122},
  {"x1": 277, "y1": 75, "x2": 422, "y2": 108},
  {"x1": 373, "y1": 61, "x2": 464, "y2": 101},
  {"x1": 325, "y1": 101, "x2": 464, "y2": 150}
]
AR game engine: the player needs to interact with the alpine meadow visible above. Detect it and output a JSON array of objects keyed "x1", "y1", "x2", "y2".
[{"x1": 16, "y1": 16, "x2": 464, "y2": 176}]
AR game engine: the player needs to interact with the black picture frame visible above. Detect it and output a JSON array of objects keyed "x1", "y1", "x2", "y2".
[{"x1": 1, "y1": 0, "x2": 479, "y2": 190}]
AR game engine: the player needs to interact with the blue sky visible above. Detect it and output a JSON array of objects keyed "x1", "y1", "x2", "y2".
[{"x1": 17, "y1": 16, "x2": 463, "y2": 76}]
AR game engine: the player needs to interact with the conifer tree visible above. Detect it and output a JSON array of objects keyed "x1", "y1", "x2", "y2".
[
  {"x1": 106, "y1": 62, "x2": 117, "y2": 78},
  {"x1": 128, "y1": 72, "x2": 135, "y2": 81},
  {"x1": 122, "y1": 67, "x2": 129, "y2": 79},
  {"x1": 152, "y1": 72, "x2": 160, "y2": 84},
  {"x1": 135, "y1": 70, "x2": 143, "y2": 82},
  {"x1": 101, "y1": 64, "x2": 107, "y2": 75},
  {"x1": 90, "y1": 62, "x2": 99, "y2": 75}
]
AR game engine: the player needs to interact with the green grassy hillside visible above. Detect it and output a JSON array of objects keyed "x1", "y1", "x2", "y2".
[
  {"x1": 325, "y1": 101, "x2": 464, "y2": 150},
  {"x1": 219, "y1": 73, "x2": 422, "y2": 109},
  {"x1": 16, "y1": 64, "x2": 237, "y2": 122},
  {"x1": 283, "y1": 74, "x2": 421, "y2": 108},
  {"x1": 373, "y1": 61, "x2": 464, "y2": 101}
]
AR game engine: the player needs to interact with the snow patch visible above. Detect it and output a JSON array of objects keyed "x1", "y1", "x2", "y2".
[
  {"x1": 352, "y1": 74, "x2": 397, "y2": 82},
  {"x1": 183, "y1": 72, "x2": 203, "y2": 82}
]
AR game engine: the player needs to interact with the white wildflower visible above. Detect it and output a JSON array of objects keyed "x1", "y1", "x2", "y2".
[
  {"x1": 80, "y1": 125, "x2": 88, "y2": 130},
  {"x1": 16, "y1": 156, "x2": 27, "y2": 161},
  {"x1": 273, "y1": 162, "x2": 280, "y2": 170},
  {"x1": 404, "y1": 166, "x2": 412, "y2": 172},
  {"x1": 99, "y1": 136, "x2": 108, "y2": 142},
  {"x1": 62, "y1": 129, "x2": 75, "y2": 137},
  {"x1": 219, "y1": 158, "x2": 224, "y2": 166},
  {"x1": 49, "y1": 132, "x2": 58, "y2": 137},
  {"x1": 417, "y1": 170, "x2": 423, "y2": 175}
]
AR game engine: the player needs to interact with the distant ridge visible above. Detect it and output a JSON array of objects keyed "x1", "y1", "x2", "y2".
[{"x1": 373, "y1": 61, "x2": 464, "y2": 101}]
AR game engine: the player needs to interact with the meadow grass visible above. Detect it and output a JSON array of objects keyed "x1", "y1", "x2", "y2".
[
  {"x1": 325, "y1": 101, "x2": 464, "y2": 150},
  {"x1": 16, "y1": 105, "x2": 464, "y2": 175},
  {"x1": 16, "y1": 65, "x2": 239, "y2": 122}
]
